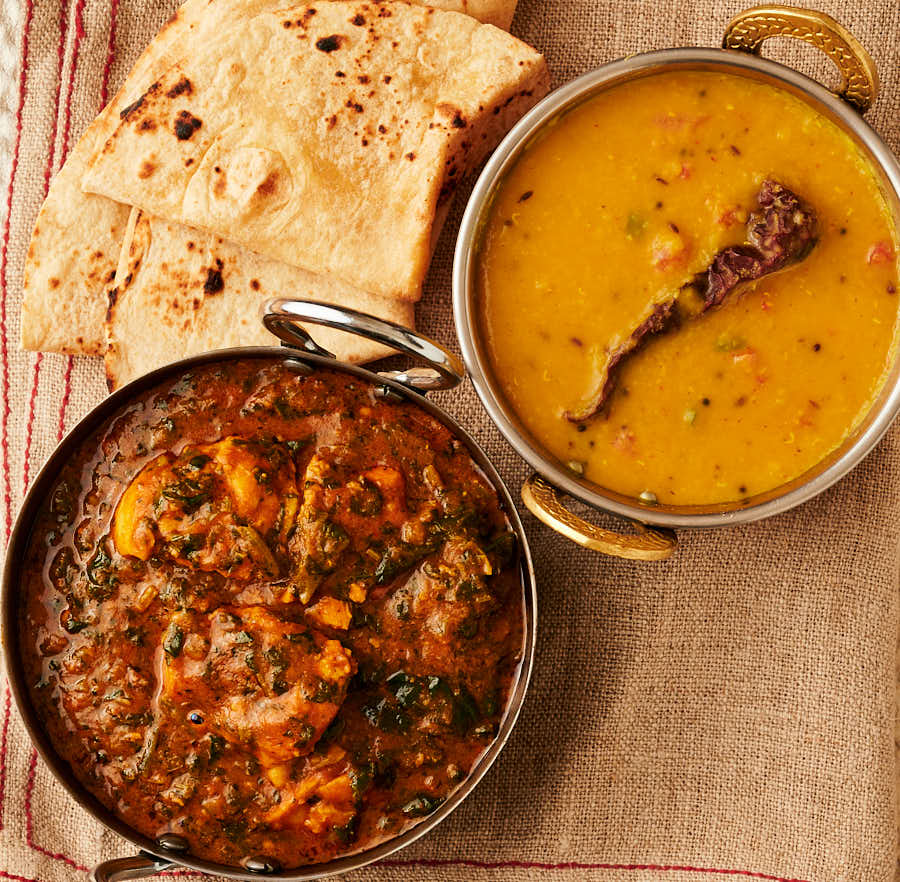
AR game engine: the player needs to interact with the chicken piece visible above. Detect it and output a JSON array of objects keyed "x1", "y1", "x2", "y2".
[
  {"x1": 352, "y1": 522, "x2": 504, "y2": 680},
  {"x1": 405, "y1": 535, "x2": 495, "y2": 633},
  {"x1": 158, "y1": 606, "x2": 354, "y2": 772},
  {"x1": 112, "y1": 436, "x2": 299, "y2": 579},
  {"x1": 111, "y1": 453, "x2": 174, "y2": 560},
  {"x1": 305, "y1": 596, "x2": 353, "y2": 631},
  {"x1": 204, "y1": 437, "x2": 296, "y2": 536},
  {"x1": 263, "y1": 744, "x2": 358, "y2": 836},
  {"x1": 286, "y1": 453, "x2": 348, "y2": 604},
  {"x1": 439, "y1": 535, "x2": 494, "y2": 583},
  {"x1": 342, "y1": 466, "x2": 408, "y2": 535},
  {"x1": 171, "y1": 518, "x2": 279, "y2": 580},
  {"x1": 284, "y1": 451, "x2": 408, "y2": 604},
  {"x1": 347, "y1": 582, "x2": 367, "y2": 603}
]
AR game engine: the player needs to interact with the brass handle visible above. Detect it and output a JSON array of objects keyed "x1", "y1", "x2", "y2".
[
  {"x1": 521, "y1": 474, "x2": 677, "y2": 562},
  {"x1": 722, "y1": 5, "x2": 879, "y2": 113}
]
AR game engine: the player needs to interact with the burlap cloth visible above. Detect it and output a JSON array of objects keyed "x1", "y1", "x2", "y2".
[{"x1": 0, "y1": 1, "x2": 899, "y2": 881}]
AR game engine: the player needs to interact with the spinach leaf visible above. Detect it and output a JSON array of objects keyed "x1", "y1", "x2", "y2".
[
  {"x1": 401, "y1": 794, "x2": 444, "y2": 817},
  {"x1": 163, "y1": 625, "x2": 184, "y2": 658}
]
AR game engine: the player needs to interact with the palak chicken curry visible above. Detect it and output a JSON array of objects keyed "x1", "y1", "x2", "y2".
[
  {"x1": 477, "y1": 71, "x2": 900, "y2": 505},
  {"x1": 21, "y1": 359, "x2": 524, "y2": 869}
]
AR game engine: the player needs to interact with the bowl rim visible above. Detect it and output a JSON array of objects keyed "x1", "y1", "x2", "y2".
[
  {"x1": 453, "y1": 46, "x2": 900, "y2": 529},
  {"x1": 1, "y1": 346, "x2": 538, "y2": 880}
]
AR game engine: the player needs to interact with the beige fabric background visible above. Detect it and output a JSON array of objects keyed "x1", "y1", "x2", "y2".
[{"x1": 0, "y1": 1, "x2": 899, "y2": 881}]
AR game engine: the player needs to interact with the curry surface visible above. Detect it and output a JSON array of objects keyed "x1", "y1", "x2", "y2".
[
  {"x1": 21, "y1": 359, "x2": 524, "y2": 868},
  {"x1": 478, "y1": 71, "x2": 900, "y2": 505}
]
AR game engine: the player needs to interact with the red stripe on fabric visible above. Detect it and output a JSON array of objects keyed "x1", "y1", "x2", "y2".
[
  {"x1": 42, "y1": 0, "x2": 71, "y2": 192},
  {"x1": 22, "y1": 0, "x2": 75, "y2": 492},
  {"x1": 0, "y1": 870, "x2": 56, "y2": 882},
  {"x1": 0, "y1": 0, "x2": 36, "y2": 843},
  {"x1": 53, "y1": 0, "x2": 87, "y2": 444},
  {"x1": 0, "y1": 685, "x2": 11, "y2": 832},
  {"x1": 0, "y1": 0, "x2": 35, "y2": 544},
  {"x1": 24, "y1": 748, "x2": 90, "y2": 872},
  {"x1": 59, "y1": 0, "x2": 86, "y2": 158},
  {"x1": 19, "y1": 352, "x2": 42, "y2": 492},
  {"x1": 382, "y1": 859, "x2": 810, "y2": 882},
  {"x1": 21, "y1": 849, "x2": 816, "y2": 882},
  {"x1": 10, "y1": 0, "x2": 76, "y2": 846},
  {"x1": 21, "y1": 0, "x2": 72, "y2": 495},
  {"x1": 11, "y1": 0, "x2": 97, "y2": 869},
  {"x1": 99, "y1": 0, "x2": 120, "y2": 107},
  {"x1": 56, "y1": 358, "x2": 74, "y2": 441}
]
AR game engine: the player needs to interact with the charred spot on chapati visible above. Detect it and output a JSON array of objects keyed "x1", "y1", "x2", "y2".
[
  {"x1": 203, "y1": 269, "x2": 224, "y2": 295},
  {"x1": 173, "y1": 110, "x2": 202, "y2": 140},
  {"x1": 315, "y1": 34, "x2": 344, "y2": 52},
  {"x1": 165, "y1": 77, "x2": 193, "y2": 99},
  {"x1": 119, "y1": 96, "x2": 144, "y2": 120}
]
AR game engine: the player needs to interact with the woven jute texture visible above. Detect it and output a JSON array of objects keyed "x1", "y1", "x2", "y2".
[{"x1": 1, "y1": 1, "x2": 899, "y2": 881}]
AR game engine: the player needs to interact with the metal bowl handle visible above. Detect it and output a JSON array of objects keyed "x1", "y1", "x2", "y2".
[
  {"x1": 262, "y1": 298, "x2": 465, "y2": 392},
  {"x1": 722, "y1": 4, "x2": 879, "y2": 113},
  {"x1": 91, "y1": 853, "x2": 174, "y2": 882},
  {"x1": 521, "y1": 474, "x2": 677, "y2": 561}
]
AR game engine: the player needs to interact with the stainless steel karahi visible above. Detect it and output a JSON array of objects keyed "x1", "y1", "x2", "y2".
[
  {"x1": 1, "y1": 300, "x2": 537, "y2": 882},
  {"x1": 453, "y1": 4, "x2": 900, "y2": 560}
]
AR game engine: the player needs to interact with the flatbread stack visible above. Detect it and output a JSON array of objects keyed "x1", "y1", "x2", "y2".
[
  {"x1": 22, "y1": 0, "x2": 549, "y2": 388},
  {"x1": 105, "y1": 208, "x2": 418, "y2": 387}
]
